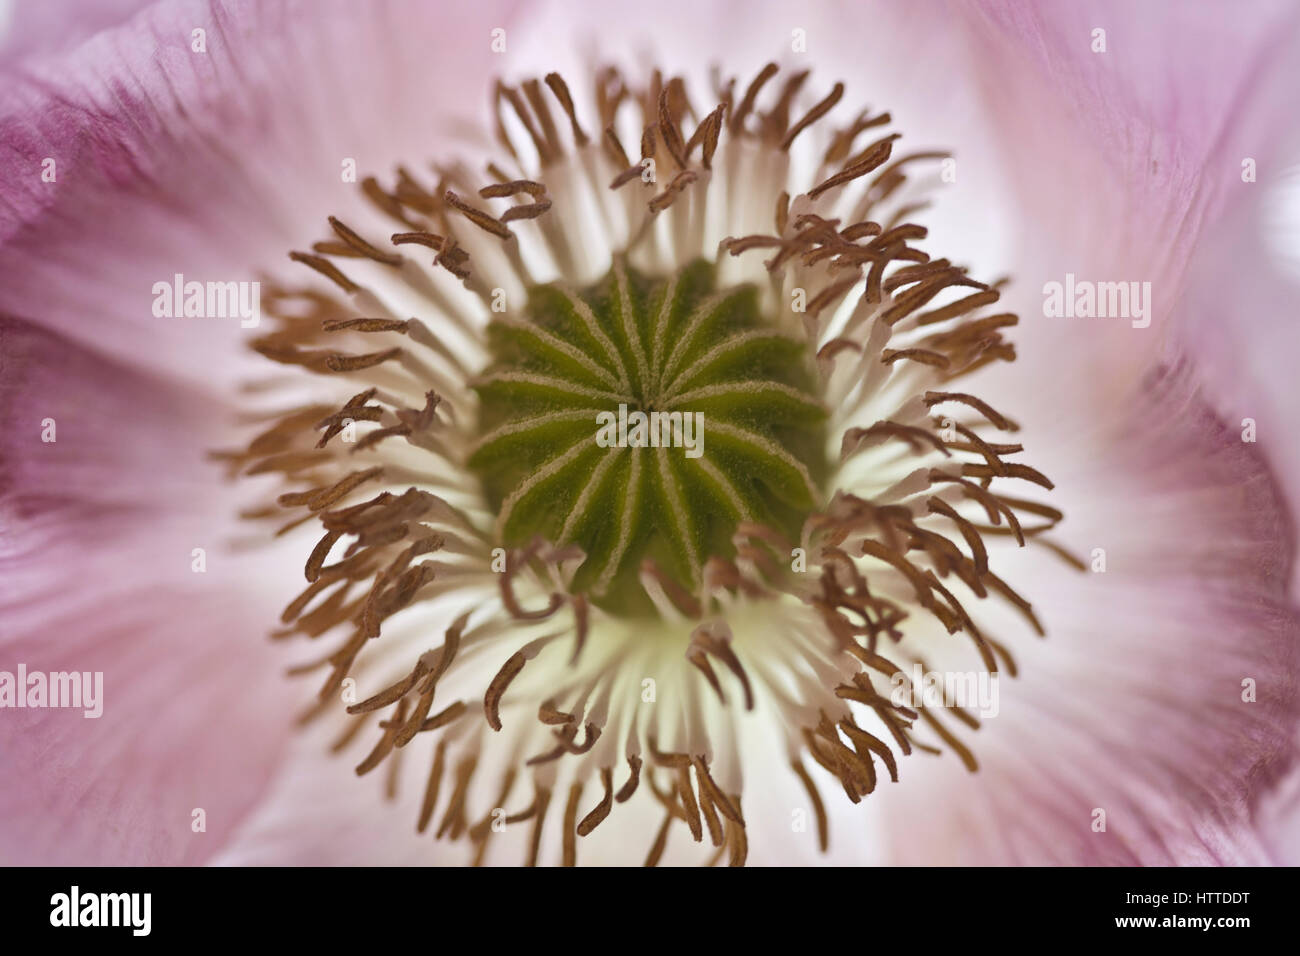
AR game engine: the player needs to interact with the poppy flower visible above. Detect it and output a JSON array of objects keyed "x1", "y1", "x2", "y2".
[{"x1": 1, "y1": 0, "x2": 1297, "y2": 866}]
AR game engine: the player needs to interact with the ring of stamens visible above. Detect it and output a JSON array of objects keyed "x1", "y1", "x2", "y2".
[{"x1": 223, "y1": 63, "x2": 1071, "y2": 866}]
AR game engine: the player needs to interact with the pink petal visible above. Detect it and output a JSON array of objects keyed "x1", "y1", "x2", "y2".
[
  {"x1": 964, "y1": 0, "x2": 1300, "y2": 252},
  {"x1": 957, "y1": 0, "x2": 1300, "y2": 583},
  {"x1": 0, "y1": 316, "x2": 299, "y2": 864},
  {"x1": 0, "y1": 0, "x2": 520, "y2": 377},
  {"x1": 867, "y1": 363, "x2": 1299, "y2": 864},
  {"x1": 0, "y1": 0, "x2": 520, "y2": 863},
  {"x1": 0, "y1": 0, "x2": 155, "y2": 64}
]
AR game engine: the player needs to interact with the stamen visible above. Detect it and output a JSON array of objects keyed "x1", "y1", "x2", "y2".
[
  {"x1": 327, "y1": 216, "x2": 404, "y2": 266},
  {"x1": 443, "y1": 190, "x2": 513, "y2": 241},
  {"x1": 791, "y1": 759, "x2": 830, "y2": 852},
  {"x1": 287, "y1": 251, "x2": 359, "y2": 293},
  {"x1": 544, "y1": 72, "x2": 589, "y2": 146},
  {"x1": 730, "y1": 62, "x2": 779, "y2": 133},
  {"x1": 809, "y1": 135, "x2": 899, "y2": 200},
  {"x1": 574, "y1": 768, "x2": 612, "y2": 837}
]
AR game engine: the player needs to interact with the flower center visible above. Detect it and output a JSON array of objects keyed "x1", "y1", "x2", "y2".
[
  {"x1": 469, "y1": 257, "x2": 827, "y2": 612},
  {"x1": 224, "y1": 63, "x2": 1069, "y2": 867}
]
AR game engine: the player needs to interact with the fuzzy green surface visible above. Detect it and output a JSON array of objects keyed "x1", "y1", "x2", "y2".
[{"x1": 469, "y1": 258, "x2": 828, "y2": 615}]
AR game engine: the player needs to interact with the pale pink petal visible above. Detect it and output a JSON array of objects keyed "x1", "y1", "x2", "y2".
[
  {"x1": 957, "y1": 0, "x2": 1300, "y2": 582},
  {"x1": 0, "y1": 0, "x2": 520, "y2": 378},
  {"x1": 866, "y1": 363, "x2": 1299, "y2": 864},
  {"x1": 0, "y1": 0, "x2": 155, "y2": 64},
  {"x1": 0, "y1": 315, "x2": 300, "y2": 864},
  {"x1": 0, "y1": 0, "x2": 520, "y2": 863}
]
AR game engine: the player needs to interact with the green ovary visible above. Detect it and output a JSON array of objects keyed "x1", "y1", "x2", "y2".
[{"x1": 469, "y1": 258, "x2": 829, "y2": 615}]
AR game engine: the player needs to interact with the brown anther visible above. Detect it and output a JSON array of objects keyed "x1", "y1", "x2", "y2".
[
  {"x1": 303, "y1": 529, "x2": 343, "y2": 583},
  {"x1": 763, "y1": 69, "x2": 810, "y2": 141},
  {"x1": 498, "y1": 543, "x2": 566, "y2": 622},
  {"x1": 809, "y1": 134, "x2": 900, "y2": 200},
  {"x1": 443, "y1": 190, "x2": 512, "y2": 240},
  {"x1": 841, "y1": 421, "x2": 949, "y2": 462},
  {"x1": 327, "y1": 216, "x2": 403, "y2": 266},
  {"x1": 684, "y1": 104, "x2": 725, "y2": 170},
  {"x1": 500, "y1": 199, "x2": 553, "y2": 223},
  {"x1": 687, "y1": 623, "x2": 755, "y2": 711},
  {"x1": 730, "y1": 62, "x2": 779, "y2": 132},
  {"x1": 926, "y1": 496, "x2": 990, "y2": 576},
  {"x1": 962, "y1": 461, "x2": 1055, "y2": 491},
  {"x1": 615, "y1": 754, "x2": 642, "y2": 803},
  {"x1": 782, "y1": 81, "x2": 844, "y2": 151},
  {"x1": 538, "y1": 700, "x2": 575, "y2": 726},
  {"x1": 347, "y1": 658, "x2": 431, "y2": 718},
  {"x1": 839, "y1": 718, "x2": 900, "y2": 783},
  {"x1": 390, "y1": 231, "x2": 446, "y2": 251},
  {"x1": 692, "y1": 758, "x2": 742, "y2": 825},
  {"x1": 416, "y1": 700, "x2": 466, "y2": 735},
  {"x1": 725, "y1": 796, "x2": 747, "y2": 866},
  {"x1": 479, "y1": 179, "x2": 548, "y2": 199},
  {"x1": 609, "y1": 162, "x2": 646, "y2": 190},
  {"x1": 361, "y1": 176, "x2": 417, "y2": 227},
  {"x1": 923, "y1": 391, "x2": 1018, "y2": 431},
  {"x1": 522, "y1": 78, "x2": 565, "y2": 162},
  {"x1": 882, "y1": 347, "x2": 950, "y2": 369},
  {"x1": 577, "y1": 767, "x2": 615, "y2": 836},
  {"x1": 676, "y1": 766, "x2": 704, "y2": 842},
  {"x1": 496, "y1": 81, "x2": 554, "y2": 167},
  {"x1": 484, "y1": 651, "x2": 526, "y2": 731},
  {"x1": 544, "y1": 72, "x2": 589, "y2": 146},
  {"x1": 321, "y1": 317, "x2": 410, "y2": 334},
  {"x1": 656, "y1": 87, "x2": 689, "y2": 171},
  {"x1": 602, "y1": 125, "x2": 631, "y2": 169},
  {"x1": 558, "y1": 722, "x2": 601, "y2": 755},
  {"x1": 823, "y1": 109, "x2": 892, "y2": 165},
  {"x1": 355, "y1": 697, "x2": 407, "y2": 777},
  {"x1": 288, "y1": 251, "x2": 359, "y2": 293},
  {"x1": 648, "y1": 170, "x2": 699, "y2": 214},
  {"x1": 324, "y1": 347, "x2": 403, "y2": 373},
  {"x1": 278, "y1": 466, "x2": 384, "y2": 512}
]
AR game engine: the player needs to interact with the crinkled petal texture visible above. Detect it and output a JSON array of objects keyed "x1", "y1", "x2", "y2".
[
  {"x1": 0, "y1": 317, "x2": 299, "y2": 864},
  {"x1": 4, "y1": 0, "x2": 1300, "y2": 867},
  {"x1": 868, "y1": 365, "x2": 1299, "y2": 865},
  {"x1": 0, "y1": 0, "x2": 156, "y2": 64},
  {"x1": 909, "y1": 0, "x2": 1300, "y2": 863},
  {"x1": 960, "y1": 2, "x2": 1300, "y2": 595},
  {"x1": 0, "y1": 0, "x2": 518, "y2": 864}
]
